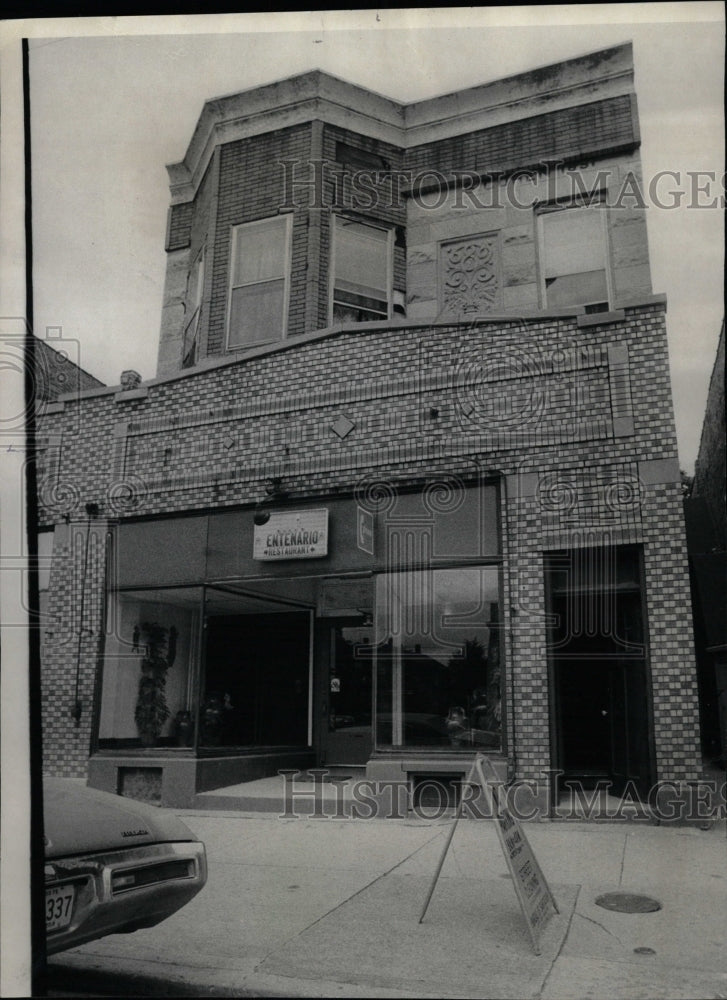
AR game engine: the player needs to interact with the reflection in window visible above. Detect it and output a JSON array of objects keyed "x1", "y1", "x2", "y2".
[
  {"x1": 99, "y1": 589, "x2": 200, "y2": 748},
  {"x1": 374, "y1": 568, "x2": 501, "y2": 749},
  {"x1": 545, "y1": 545, "x2": 645, "y2": 657}
]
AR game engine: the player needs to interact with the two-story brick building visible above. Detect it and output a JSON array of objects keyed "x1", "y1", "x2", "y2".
[{"x1": 37, "y1": 43, "x2": 703, "y2": 809}]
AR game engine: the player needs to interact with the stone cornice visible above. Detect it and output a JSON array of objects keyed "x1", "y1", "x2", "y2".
[{"x1": 167, "y1": 43, "x2": 635, "y2": 204}]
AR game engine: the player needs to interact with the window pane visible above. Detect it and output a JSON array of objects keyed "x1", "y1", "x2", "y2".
[
  {"x1": 229, "y1": 280, "x2": 284, "y2": 347},
  {"x1": 333, "y1": 302, "x2": 387, "y2": 324},
  {"x1": 542, "y1": 208, "x2": 605, "y2": 277},
  {"x1": 545, "y1": 547, "x2": 645, "y2": 655},
  {"x1": 188, "y1": 252, "x2": 204, "y2": 307},
  {"x1": 99, "y1": 589, "x2": 201, "y2": 746},
  {"x1": 545, "y1": 269, "x2": 608, "y2": 307},
  {"x1": 233, "y1": 218, "x2": 286, "y2": 285},
  {"x1": 334, "y1": 219, "x2": 388, "y2": 300},
  {"x1": 375, "y1": 567, "x2": 501, "y2": 749}
]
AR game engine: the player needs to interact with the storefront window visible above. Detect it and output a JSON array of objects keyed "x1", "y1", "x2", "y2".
[
  {"x1": 374, "y1": 567, "x2": 501, "y2": 749},
  {"x1": 98, "y1": 588, "x2": 201, "y2": 748}
]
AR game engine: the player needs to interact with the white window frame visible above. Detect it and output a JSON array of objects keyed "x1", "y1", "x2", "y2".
[
  {"x1": 329, "y1": 215, "x2": 393, "y2": 325},
  {"x1": 226, "y1": 214, "x2": 292, "y2": 351},
  {"x1": 537, "y1": 202, "x2": 613, "y2": 311}
]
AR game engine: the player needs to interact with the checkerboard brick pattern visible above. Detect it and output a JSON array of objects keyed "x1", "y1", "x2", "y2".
[{"x1": 37, "y1": 300, "x2": 702, "y2": 782}]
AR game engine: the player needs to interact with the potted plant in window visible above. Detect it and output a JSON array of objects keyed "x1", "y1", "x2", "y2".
[{"x1": 133, "y1": 622, "x2": 177, "y2": 747}]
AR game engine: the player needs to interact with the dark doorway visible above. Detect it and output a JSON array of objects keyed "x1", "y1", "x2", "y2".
[
  {"x1": 557, "y1": 659, "x2": 613, "y2": 778},
  {"x1": 323, "y1": 619, "x2": 374, "y2": 766},
  {"x1": 546, "y1": 546, "x2": 652, "y2": 797},
  {"x1": 203, "y1": 611, "x2": 310, "y2": 747}
]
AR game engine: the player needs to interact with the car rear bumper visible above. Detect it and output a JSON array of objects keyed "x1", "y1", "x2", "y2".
[{"x1": 45, "y1": 840, "x2": 207, "y2": 955}]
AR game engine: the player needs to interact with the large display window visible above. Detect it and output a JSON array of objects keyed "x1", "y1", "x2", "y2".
[
  {"x1": 374, "y1": 567, "x2": 502, "y2": 749},
  {"x1": 98, "y1": 587, "x2": 201, "y2": 748},
  {"x1": 99, "y1": 582, "x2": 314, "y2": 752}
]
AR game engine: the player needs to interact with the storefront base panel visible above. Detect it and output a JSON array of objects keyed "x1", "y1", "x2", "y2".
[
  {"x1": 88, "y1": 750, "x2": 315, "y2": 809},
  {"x1": 365, "y1": 755, "x2": 515, "y2": 815},
  {"x1": 195, "y1": 750, "x2": 315, "y2": 795}
]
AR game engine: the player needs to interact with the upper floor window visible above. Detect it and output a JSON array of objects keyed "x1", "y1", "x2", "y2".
[
  {"x1": 331, "y1": 217, "x2": 391, "y2": 324},
  {"x1": 335, "y1": 141, "x2": 389, "y2": 173},
  {"x1": 227, "y1": 216, "x2": 291, "y2": 350},
  {"x1": 538, "y1": 204, "x2": 610, "y2": 311},
  {"x1": 182, "y1": 248, "x2": 205, "y2": 368}
]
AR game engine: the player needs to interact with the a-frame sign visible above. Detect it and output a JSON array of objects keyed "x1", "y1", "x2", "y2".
[{"x1": 419, "y1": 754, "x2": 559, "y2": 955}]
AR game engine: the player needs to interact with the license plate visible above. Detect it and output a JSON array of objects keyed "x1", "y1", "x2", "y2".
[{"x1": 46, "y1": 884, "x2": 76, "y2": 932}]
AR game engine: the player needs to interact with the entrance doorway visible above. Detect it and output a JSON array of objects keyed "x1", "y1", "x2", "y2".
[
  {"x1": 556, "y1": 658, "x2": 649, "y2": 794},
  {"x1": 201, "y1": 588, "x2": 313, "y2": 749},
  {"x1": 546, "y1": 546, "x2": 652, "y2": 797},
  {"x1": 322, "y1": 619, "x2": 374, "y2": 766}
]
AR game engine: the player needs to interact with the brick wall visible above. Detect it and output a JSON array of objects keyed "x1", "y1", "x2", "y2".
[
  {"x1": 166, "y1": 202, "x2": 193, "y2": 252},
  {"x1": 404, "y1": 95, "x2": 637, "y2": 176},
  {"x1": 209, "y1": 125, "x2": 312, "y2": 353},
  {"x1": 38, "y1": 301, "x2": 701, "y2": 782},
  {"x1": 321, "y1": 125, "x2": 407, "y2": 318},
  {"x1": 40, "y1": 520, "x2": 108, "y2": 775},
  {"x1": 405, "y1": 151, "x2": 651, "y2": 319},
  {"x1": 693, "y1": 323, "x2": 726, "y2": 549},
  {"x1": 158, "y1": 93, "x2": 642, "y2": 374},
  {"x1": 34, "y1": 337, "x2": 104, "y2": 402}
]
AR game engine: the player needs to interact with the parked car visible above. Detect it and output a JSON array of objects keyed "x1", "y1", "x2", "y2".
[{"x1": 43, "y1": 778, "x2": 207, "y2": 955}]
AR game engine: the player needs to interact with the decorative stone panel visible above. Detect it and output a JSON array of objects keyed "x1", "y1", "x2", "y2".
[{"x1": 440, "y1": 233, "x2": 501, "y2": 315}]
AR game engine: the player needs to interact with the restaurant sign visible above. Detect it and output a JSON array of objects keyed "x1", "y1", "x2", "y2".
[{"x1": 253, "y1": 509, "x2": 329, "y2": 561}]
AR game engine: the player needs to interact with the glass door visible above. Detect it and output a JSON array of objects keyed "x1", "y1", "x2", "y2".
[{"x1": 323, "y1": 618, "x2": 374, "y2": 765}]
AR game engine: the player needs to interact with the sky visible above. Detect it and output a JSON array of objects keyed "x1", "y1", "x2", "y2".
[{"x1": 18, "y1": 5, "x2": 727, "y2": 473}]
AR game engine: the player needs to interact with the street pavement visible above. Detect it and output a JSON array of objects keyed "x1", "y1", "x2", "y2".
[{"x1": 48, "y1": 789, "x2": 727, "y2": 999}]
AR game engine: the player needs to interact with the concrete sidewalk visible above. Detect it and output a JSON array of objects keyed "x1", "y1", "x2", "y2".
[{"x1": 49, "y1": 801, "x2": 727, "y2": 999}]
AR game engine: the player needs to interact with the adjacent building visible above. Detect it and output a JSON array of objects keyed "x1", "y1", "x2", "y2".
[
  {"x1": 36, "y1": 43, "x2": 703, "y2": 808},
  {"x1": 684, "y1": 322, "x2": 726, "y2": 765}
]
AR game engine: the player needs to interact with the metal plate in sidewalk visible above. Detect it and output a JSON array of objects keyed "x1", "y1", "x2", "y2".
[{"x1": 595, "y1": 892, "x2": 662, "y2": 913}]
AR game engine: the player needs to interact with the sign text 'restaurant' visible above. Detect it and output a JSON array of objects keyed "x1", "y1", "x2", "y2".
[{"x1": 253, "y1": 509, "x2": 329, "y2": 561}]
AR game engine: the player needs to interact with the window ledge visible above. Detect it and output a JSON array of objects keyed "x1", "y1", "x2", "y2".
[{"x1": 577, "y1": 309, "x2": 625, "y2": 328}]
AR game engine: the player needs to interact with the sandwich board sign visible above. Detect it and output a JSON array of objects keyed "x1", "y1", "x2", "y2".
[{"x1": 418, "y1": 754, "x2": 558, "y2": 955}]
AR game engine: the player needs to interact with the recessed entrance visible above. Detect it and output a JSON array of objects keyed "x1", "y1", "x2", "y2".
[
  {"x1": 546, "y1": 546, "x2": 652, "y2": 797},
  {"x1": 203, "y1": 610, "x2": 310, "y2": 747},
  {"x1": 200, "y1": 583, "x2": 315, "y2": 750}
]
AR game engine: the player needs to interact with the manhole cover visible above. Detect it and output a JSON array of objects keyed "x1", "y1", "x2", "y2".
[{"x1": 595, "y1": 892, "x2": 662, "y2": 913}]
